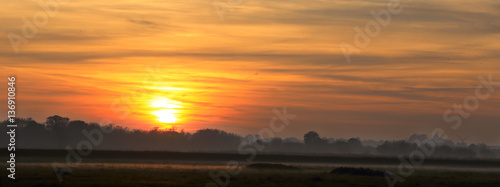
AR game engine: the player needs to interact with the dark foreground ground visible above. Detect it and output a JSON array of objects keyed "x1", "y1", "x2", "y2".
[{"x1": 1, "y1": 149, "x2": 500, "y2": 186}]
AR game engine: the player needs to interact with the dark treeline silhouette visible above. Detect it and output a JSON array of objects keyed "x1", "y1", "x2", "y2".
[{"x1": 2, "y1": 116, "x2": 499, "y2": 159}]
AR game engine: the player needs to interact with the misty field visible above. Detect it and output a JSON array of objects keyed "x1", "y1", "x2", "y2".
[
  {"x1": 2, "y1": 150, "x2": 500, "y2": 186},
  {"x1": 2, "y1": 162, "x2": 500, "y2": 187}
]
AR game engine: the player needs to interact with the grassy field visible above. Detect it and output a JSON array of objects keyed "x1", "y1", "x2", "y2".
[
  {"x1": 2, "y1": 163, "x2": 500, "y2": 187},
  {"x1": 1, "y1": 149, "x2": 500, "y2": 186}
]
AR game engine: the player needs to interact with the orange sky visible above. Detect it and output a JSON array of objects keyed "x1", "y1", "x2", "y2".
[{"x1": 1, "y1": 0, "x2": 500, "y2": 145}]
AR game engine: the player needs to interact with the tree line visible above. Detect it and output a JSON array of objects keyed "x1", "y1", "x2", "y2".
[{"x1": 1, "y1": 115, "x2": 498, "y2": 159}]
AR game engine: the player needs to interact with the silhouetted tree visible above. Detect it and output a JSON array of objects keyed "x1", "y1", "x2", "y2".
[
  {"x1": 189, "y1": 129, "x2": 241, "y2": 152},
  {"x1": 304, "y1": 131, "x2": 328, "y2": 152},
  {"x1": 304, "y1": 131, "x2": 320, "y2": 145},
  {"x1": 46, "y1": 115, "x2": 70, "y2": 147}
]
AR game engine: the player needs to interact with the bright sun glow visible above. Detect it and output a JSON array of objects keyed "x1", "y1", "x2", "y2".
[
  {"x1": 150, "y1": 97, "x2": 182, "y2": 124},
  {"x1": 152, "y1": 109, "x2": 178, "y2": 123},
  {"x1": 150, "y1": 98, "x2": 182, "y2": 108}
]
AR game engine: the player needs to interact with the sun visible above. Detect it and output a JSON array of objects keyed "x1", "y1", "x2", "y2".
[
  {"x1": 150, "y1": 97, "x2": 181, "y2": 124},
  {"x1": 152, "y1": 109, "x2": 177, "y2": 123}
]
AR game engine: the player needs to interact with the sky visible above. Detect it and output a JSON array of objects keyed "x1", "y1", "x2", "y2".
[{"x1": 1, "y1": 0, "x2": 500, "y2": 145}]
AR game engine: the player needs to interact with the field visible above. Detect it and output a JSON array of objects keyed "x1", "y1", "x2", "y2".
[{"x1": 1, "y1": 149, "x2": 500, "y2": 186}]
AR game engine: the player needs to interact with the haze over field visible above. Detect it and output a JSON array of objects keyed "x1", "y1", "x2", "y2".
[
  {"x1": 2, "y1": 116, "x2": 500, "y2": 159},
  {"x1": 1, "y1": 0, "x2": 500, "y2": 146}
]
